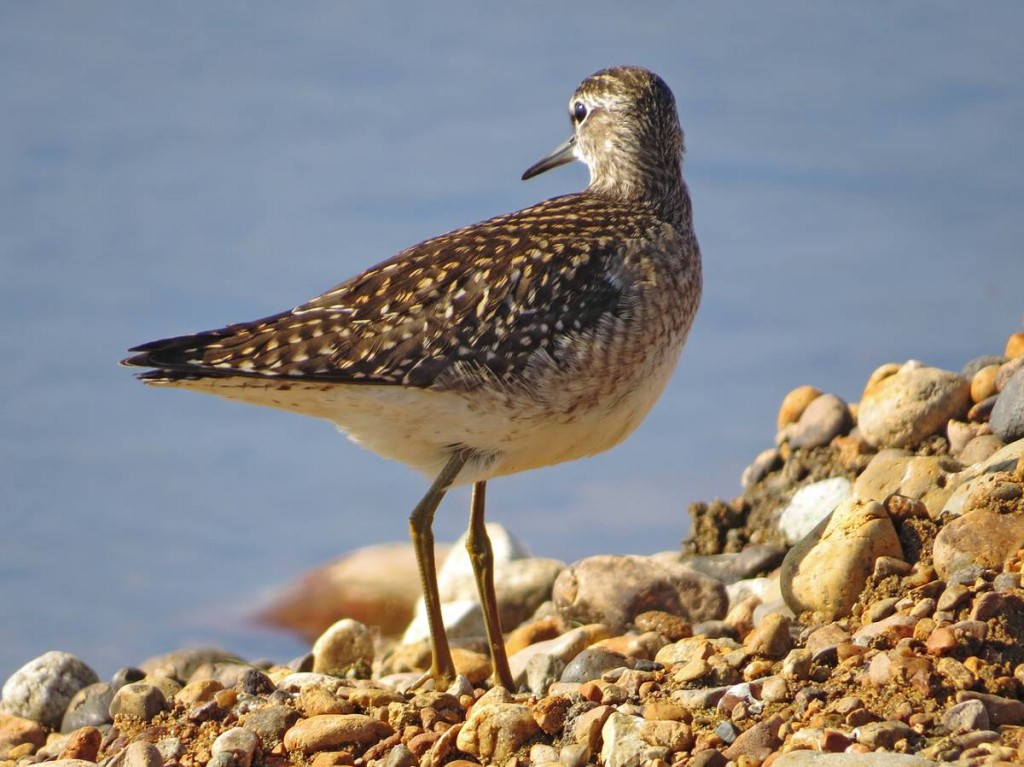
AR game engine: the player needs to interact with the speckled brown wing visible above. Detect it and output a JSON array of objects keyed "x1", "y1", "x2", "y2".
[{"x1": 124, "y1": 192, "x2": 668, "y2": 391}]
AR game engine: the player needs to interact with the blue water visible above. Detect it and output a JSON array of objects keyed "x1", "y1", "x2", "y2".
[{"x1": 2, "y1": 2, "x2": 1022, "y2": 682}]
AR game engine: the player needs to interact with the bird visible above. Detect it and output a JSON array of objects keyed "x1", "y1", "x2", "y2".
[{"x1": 123, "y1": 65, "x2": 702, "y2": 690}]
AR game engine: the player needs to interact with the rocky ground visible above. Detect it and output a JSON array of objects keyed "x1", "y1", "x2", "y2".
[{"x1": 3, "y1": 332, "x2": 1024, "y2": 767}]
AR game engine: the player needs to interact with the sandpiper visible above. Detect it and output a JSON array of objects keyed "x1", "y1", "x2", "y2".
[{"x1": 123, "y1": 65, "x2": 702, "y2": 690}]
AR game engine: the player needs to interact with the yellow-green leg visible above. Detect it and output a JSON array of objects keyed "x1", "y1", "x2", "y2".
[
  {"x1": 409, "y1": 450, "x2": 469, "y2": 689},
  {"x1": 466, "y1": 480, "x2": 514, "y2": 689}
]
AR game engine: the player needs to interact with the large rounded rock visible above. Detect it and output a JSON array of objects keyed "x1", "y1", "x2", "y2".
[
  {"x1": 858, "y1": 361, "x2": 970, "y2": 448},
  {"x1": 933, "y1": 509, "x2": 1024, "y2": 579},
  {"x1": 781, "y1": 499, "x2": 904, "y2": 620},
  {"x1": 1, "y1": 652, "x2": 99, "y2": 729},
  {"x1": 552, "y1": 555, "x2": 727, "y2": 632},
  {"x1": 853, "y1": 451, "x2": 962, "y2": 519},
  {"x1": 257, "y1": 542, "x2": 443, "y2": 641}
]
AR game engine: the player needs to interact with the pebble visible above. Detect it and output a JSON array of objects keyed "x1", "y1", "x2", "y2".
[
  {"x1": 60, "y1": 682, "x2": 114, "y2": 732},
  {"x1": 957, "y1": 690, "x2": 1024, "y2": 725},
  {"x1": 0, "y1": 651, "x2": 99, "y2": 729},
  {"x1": 723, "y1": 714, "x2": 783, "y2": 763},
  {"x1": 771, "y1": 754, "x2": 938, "y2": 766},
  {"x1": 108, "y1": 682, "x2": 168, "y2": 721},
  {"x1": 56, "y1": 725, "x2": 102, "y2": 762},
  {"x1": 311, "y1": 618, "x2": 375, "y2": 676},
  {"x1": 507, "y1": 625, "x2": 594, "y2": 688},
  {"x1": 742, "y1": 613, "x2": 792, "y2": 658},
  {"x1": 283, "y1": 714, "x2": 393, "y2": 753},
  {"x1": 552, "y1": 554, "x2": 727, "y2": 631},
  {"x1": 211, "y1": 726, "x2": 260, "y2": 767},
  {"x1": 942, "y1": 698, "x2": 989, "y2": 733},
  {"x1": 0, "y1": 713, "x2": 47, "y2": 759},
  {"x1": 682, "y1": 544, "x2": 787, "y2": 585},
  {"x1": 858, "y1": 361, "x2": 971, "y2": 448},
  {"x1": 781, "y1": 498, "x2": 903, "y2": 619},
  {"x1": 970, "y1": 364, "x2": 1002, "y2": 402},
  {"x1": 777, "y1": 385, "x2": 823, "y2": 431},
  {"x1": 599, "y1": 711, "x2": 669, "y2": 767},
  {"x1": 932, "y1": 509, "x2": 1024, "y2": 578},
  {"x1": 958, "y1": 433, "x2": 1004, "y2": 463},
  {"x1": 559, "y1": 647, "x2": 628, "y2": 683},
  {"x1": 634, "y1": 610, "x2": 693, "y2": 641},
  {"x1": 742, "y1": 447, "x2": 781, "y2": 489},
  {"x1": 116, "y1": 741, "x2": 163, "y2": 767},
  {"x1": 138, "y1": 647, "x2": 243, "y2": 681},
  {"x1": 853, "y1": 452, "x2": 961, "y2": 519},
  {"x1": 1007, "y1": 332, "x2": 1024, "y2": 358},
  {"x1": 455, "y1": 702, "x2": 539, "y2": 764},
  {"x1": 991, "y1": 365, "x2": 1024, "y2": 442},
  {"x1": 781, "y1": 393, "x2": 853, "y2": 449},
  {"x1": 777, "y1": 477, "x2": 852, "y2": 544},
  {"x1": 242, "y1": 704, "x2": 300, "y2": 745}
]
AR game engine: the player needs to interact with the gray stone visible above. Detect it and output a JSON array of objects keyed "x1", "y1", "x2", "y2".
[
  {"x1": 962, "y1": 354, "x2": 1007, "y2": 380},
  {"x1": 991, "y1": 366, "x2": 1024, "y2": 443},
  {"x1": 784, "y1": 393, "x2": 853, "y2": 449},
  {"x1": 60, "y1": 682, "x2": 114, "y2": 732},
  {"x1": 138, "y1": 648, "x2": 243, "y2": 682},
  {"x1": 552, "y1": 554, "x2": 727, "y2": 632},
  {"x1": 560, "y1": 648, "x2": 628, "y2": 683},
  {"x1": 0, "y1": 651, "x2": 99, "y2": 729},
  {"x1": 525, "y1": 653, "x2": 565, "y2": 697},
  {"x1": 942, "y1": 698, "x2": 989, "y2": 733},
  {"x1": 682, "y1": 544, "x2": 787, "y2": 584},
  {"x1": 957, "y1": 690, "x2": 1024, "y2": 725},
  {"x1": 241, "y1": 704, "x2": 300, "y2": 745}
]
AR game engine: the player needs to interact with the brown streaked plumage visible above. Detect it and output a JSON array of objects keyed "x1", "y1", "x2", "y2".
[{"x1": 123, "y1": 66, "x2": 702, "y2": 690}]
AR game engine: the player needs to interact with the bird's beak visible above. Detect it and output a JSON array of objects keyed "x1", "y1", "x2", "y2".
[{"x1": 522, "y1": 136, "x2": 576, "y2": 180}]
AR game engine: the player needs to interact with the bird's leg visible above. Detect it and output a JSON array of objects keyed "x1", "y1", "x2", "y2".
[
  {"x1": 409, "y1": 450, "x2": 470, "y2": 690},
  {"x1": 466, "y1": 480, "x2": 515, "y2": 689}
]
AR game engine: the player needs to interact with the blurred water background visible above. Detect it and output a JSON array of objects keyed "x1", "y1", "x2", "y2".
[{"x1": 2, "y1": 2, "x2": 1022, "y2": 680}]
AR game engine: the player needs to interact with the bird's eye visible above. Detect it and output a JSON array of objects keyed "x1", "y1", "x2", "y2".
[{"x1": 573, "y1": 101, "x2": 588, "y2": 122}]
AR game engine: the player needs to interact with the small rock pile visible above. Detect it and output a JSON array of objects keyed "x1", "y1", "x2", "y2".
[{"x1": 3, "y1": 332, "x2": 1024, "y2": 767}]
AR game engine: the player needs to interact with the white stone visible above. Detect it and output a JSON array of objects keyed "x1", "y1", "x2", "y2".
[{"x1": 777, "y1": 477, "x2": 852, "y2": 544}]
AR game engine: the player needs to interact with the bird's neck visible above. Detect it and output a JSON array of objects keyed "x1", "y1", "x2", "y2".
[{"x1": 588, "y1": 159, "x2": 692, "y2": 232}]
